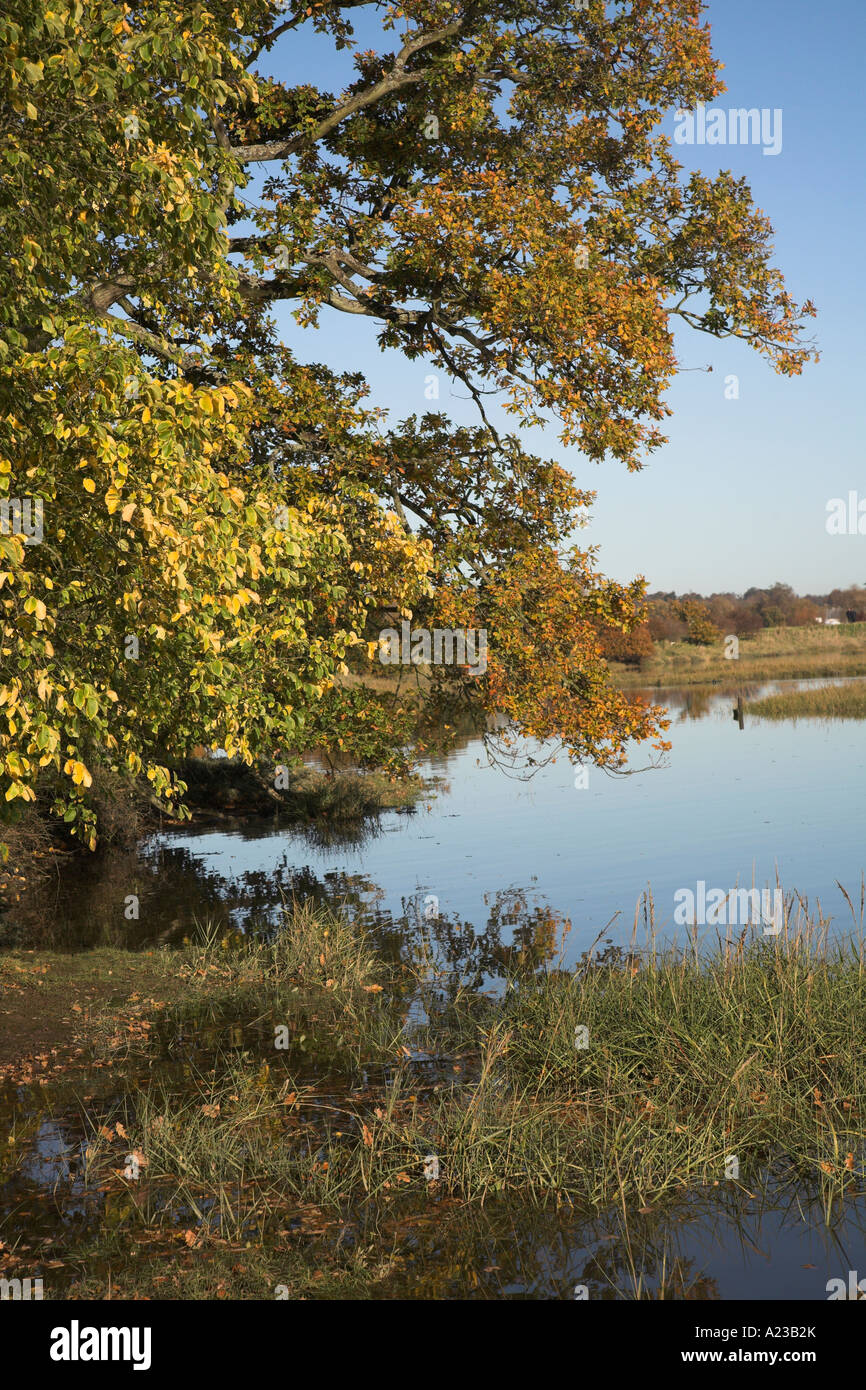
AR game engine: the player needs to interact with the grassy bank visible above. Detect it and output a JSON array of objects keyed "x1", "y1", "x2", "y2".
[
  {"x1": 2, "y1": 896, "x2": 865, "y2": 1298},
  {"x1": 612, "y1": 622, "x2": 866, "y2": 689},
  {"x1": 748, "y1": 680, "x2": 866, "y2": 720}
]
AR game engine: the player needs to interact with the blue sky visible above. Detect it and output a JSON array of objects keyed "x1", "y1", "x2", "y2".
[{"x1": 264, "y1": 0, "x2": 865, "y2": 594}]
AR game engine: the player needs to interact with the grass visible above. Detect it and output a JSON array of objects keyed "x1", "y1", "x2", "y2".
[
  {"x1": 612, "y1": 622, "x2": 866, "y2": 689},
  {"x1": 748, "y1": 680, "x2": 866, "y2": 720},
  {"x1": 4, "y1": 894, "x2": 866, "y2": 1297},
  {"x1": 80, "y1": 897, "x2": 866, "y2": 1214},
  {"x1": 58, "y1": 1235, "x2": 396, "y2": 1301}
]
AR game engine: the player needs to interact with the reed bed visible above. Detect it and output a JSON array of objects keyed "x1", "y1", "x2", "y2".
[
  {"x1": 749, "y1": 680, "x2": 866, "y2": 720},
  {"x1": 82, "y1": 890, "x2": 866, "y2": 1231}
]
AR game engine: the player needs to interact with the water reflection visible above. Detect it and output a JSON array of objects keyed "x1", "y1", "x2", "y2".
[
  {"x1": 4, "y1": 680, "x2": 866, "y2": 966},
  {"x1": 384, "y1": 1178, "x2": 866, "y2": 1300},
  {"x1": 3, "y1": 1049, "x2": 865, "y2": 1301}
]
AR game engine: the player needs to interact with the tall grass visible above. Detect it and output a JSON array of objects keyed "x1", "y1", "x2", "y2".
[
  {"x1": 749, "y1": 680, "x2": 866, "y2": 720},
  {"x1": 82, "y1": 893, "x2": 866, "y2": 1233},
  {"x1": 614, "y1": 623, "x2": 866, "y2": 688}
]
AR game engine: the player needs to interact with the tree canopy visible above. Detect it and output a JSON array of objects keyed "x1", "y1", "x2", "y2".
[{"x1": 0, "y1": 0, "x2": 816, "y2": 841}]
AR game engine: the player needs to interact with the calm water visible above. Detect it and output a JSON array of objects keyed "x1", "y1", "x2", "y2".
[
  {"x1": 4, "y1": 679, "x2": 866, "y2": 1300},
  {"x1": 11, "y1": 680, "x2": 866, "y2": 964}
]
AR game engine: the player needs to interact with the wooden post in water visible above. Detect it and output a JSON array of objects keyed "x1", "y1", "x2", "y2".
[{"x1": 732, "y1": 695, "x2": 745, "y2": 730}]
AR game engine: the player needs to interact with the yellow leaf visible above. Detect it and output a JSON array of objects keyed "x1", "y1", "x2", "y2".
[
  {"x1": 82, "y1": 478, "x2": 96, "y2": 493},
  {"x1": 64, "y1": 759, "x2": 92, "y2": 788}
]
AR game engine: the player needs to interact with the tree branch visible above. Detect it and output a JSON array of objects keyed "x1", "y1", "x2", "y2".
[{"x1": 231, "y1": 21, "x2": 463, "y2": 163}]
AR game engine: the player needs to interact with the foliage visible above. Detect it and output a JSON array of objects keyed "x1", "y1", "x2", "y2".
[
  {"x1": 0, "y1": 0, "x2": 816, "y2": 837},
  {"x1": 598, "y1": 620, "x2": 655, "y2": 669},
  {"x1": 674, "y1": 598, "x2": 720, "y2": 646},
  {"x1": 650, "y1": 585, "x2": 825, "y2": 641}
]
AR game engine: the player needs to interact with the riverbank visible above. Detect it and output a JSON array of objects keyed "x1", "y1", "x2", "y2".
[
  {"x1": 0, "y1": 759, "x2": 429, "y2": 916},
  {"x1": 610, "y1": 622, "x2": 866, "y2": 688},
  {"x1": 2, "y1": 897, "x2": 864, "y2": 1299}
]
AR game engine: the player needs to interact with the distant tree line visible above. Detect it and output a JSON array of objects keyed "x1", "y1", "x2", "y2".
[
  {"x1": 598, "y1": 583, "x2": 866, "y2": 668},
  {"x1": 648, "y1": 584, "x2": 866, "y2": 641}
]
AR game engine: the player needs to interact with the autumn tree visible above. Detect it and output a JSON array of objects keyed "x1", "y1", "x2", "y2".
[
  {"x1": 675, "y1": 599, "x2": 719, "y2": 646},
  {"x1": 598, "y1": 621, "x2": 654, "y2": 669},
  {"x1": 1, "y1": 0, "x2": 817, "y2": 836}
]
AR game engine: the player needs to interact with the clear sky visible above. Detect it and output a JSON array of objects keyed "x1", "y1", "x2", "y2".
[{"x1": 267, "y1": 0, "x2": 866, "y2": 595}]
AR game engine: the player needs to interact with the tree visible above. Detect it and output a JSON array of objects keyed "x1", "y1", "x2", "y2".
[
  {"x1": 647, "y1": 596, "x2": 688, "y2": 643},
  {"x1": 1, "y1": 0, "x2": 816, "y2": 837},
  {"x1": 598, "y1": 621, "x2": 654, "y2": 669},
  {"x1": 675, "y1": 600, "x2": 719, "y2": 646}
]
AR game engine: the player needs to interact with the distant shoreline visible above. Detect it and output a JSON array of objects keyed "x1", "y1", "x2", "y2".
[{"x1": 610, "y1": 621, "x2": 866, "y2": 689}]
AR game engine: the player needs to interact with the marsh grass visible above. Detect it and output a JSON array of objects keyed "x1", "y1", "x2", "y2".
[
  {"x1": 748, "y1": 680, "x2": 866, "y2": 720},
  {"x1": 613, "y1": 623, "x2": 866, "y2": 688},
  {"x1": 79, "y1": 891, "x2": 866, "y2": 1244}
]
